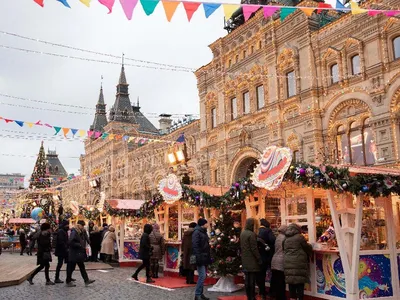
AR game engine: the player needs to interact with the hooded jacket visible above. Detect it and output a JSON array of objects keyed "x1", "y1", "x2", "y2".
[
  {"x1": 182, "y1": 227, "x2": 196, "y2": 270},
  {"x1": 283, "y1": 224, "x2": 313, "y2": 284},
  {"x1": 55, "y1": 220, "x2": 69, "y2": 257},
  {"x1": 149, "y1": 226, "x2": 165, "y2": 260},
  {"x1": 37, "y1": 231, "x2": 52, "y2": 265},
  {"x1": 258, "y1": 220, "x2": 276, "y2": 267},
  {"x1": 139, "y1": 224, "x2": 153, "y2": 260},
  {"x1": 271, "y1": 224, "x2": 287, "y2": 272},
  {"x1": 68, "y1": 227, "x2": 87, "y2": 263},
  {"x1": 192, "y1": 225, "x2": 211, "y2": 266},
  {"x1": 240, "y1": 218, "x2": 262, "y2": 272}
]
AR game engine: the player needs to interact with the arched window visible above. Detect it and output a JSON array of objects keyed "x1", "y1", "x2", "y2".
[
  {"x1": 351, "y1": 55, "x2": 360, "y2": 75},
  {"x1": 349, "y1": 121, "x2": 364, "y2": 165},
  {"x1": 394, "y1": 36, "x2": 400, "y2": 60},
  {"x1": 363, "y1": 118, "x2": 377, "y2": 165},
  {"x1": 235, "y1": 55, "x2": 239, "y2": 63},
  {"x1": 330, "y1": 63, "x2": 339, "y2": 84},
  {"x1": 336, "y1": 125, "x2": 349, "y2": 164}
]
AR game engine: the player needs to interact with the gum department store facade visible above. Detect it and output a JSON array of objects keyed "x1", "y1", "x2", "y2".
[{"x1": 62, "y1": 0, "x2": 400, "y2": 206}]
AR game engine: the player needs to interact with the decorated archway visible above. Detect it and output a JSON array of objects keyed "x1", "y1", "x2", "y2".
[{"x1": 229, "y1": 147, "x2": 261, "y2": 183}]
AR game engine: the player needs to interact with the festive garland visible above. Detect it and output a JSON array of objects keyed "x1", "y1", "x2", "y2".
[
  {"x1": 104, "y1": 200, "x2": 142, "y2": 218},
  {"x1": 79, "y1": 206, "x2": 101, "y2": 221}
]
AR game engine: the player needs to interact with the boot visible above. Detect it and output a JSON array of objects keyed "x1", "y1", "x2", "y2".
[
  {"x1": 46, "y1": 281, "x2": 55, "y2": 285},
  {"x1": 154, "y1": 264, "x2": 159, "y2": 278},
  {"x1": 146, "y1": 277, "x2": 155, "y2": 283},
  {"x1": 54, "y1": 279, "x2": 64, "y2": 284},
  {"x1": 131, "y1": 274, "x2": 138, "y2": 281},
  {"x1": 200, "y1": 295, "x2": 210, "y2": 300},
  {"x1": 27, "y1": 277, "x2": 34, "y2": 285},
  {"x1": 85, "y1": 279, "x2": 95, "y2": 286}
]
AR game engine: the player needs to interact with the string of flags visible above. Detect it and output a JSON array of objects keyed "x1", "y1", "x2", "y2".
[
  {"x1": 0, "y1": 115, "x2": 176, "y2": 145},
  {"x1": 31, "y1": 0, "x2": 400, "y2": 21}
]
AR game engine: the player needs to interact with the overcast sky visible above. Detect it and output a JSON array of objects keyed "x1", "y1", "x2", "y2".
[{"x1": 0, "y1": 0, "x2": 336, "y2": 179}]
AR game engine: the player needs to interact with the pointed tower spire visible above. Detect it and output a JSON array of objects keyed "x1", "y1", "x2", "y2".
[
  {"x1": 119, "y1": 53, "x2": 127, "y2": 85},
  {"x1": 29, "y1": 141, "x2": 51, "y2": 189},
  {"x1": 91, "y1": 78, "x2": 108, "y2": 133}
]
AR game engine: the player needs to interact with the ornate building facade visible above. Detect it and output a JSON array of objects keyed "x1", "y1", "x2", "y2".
[{"x1": 195, "y1": 0, "x2": 400, "y2": 186}]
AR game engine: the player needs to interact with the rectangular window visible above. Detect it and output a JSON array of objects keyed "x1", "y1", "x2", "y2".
[
  {"x1": 286, "y1": 71, "x2": 296, "y2": 98},
  {"x1": 256, "y1": 85, "x2": 264, "y2": 109},
  {"x1": 231, "y1": 98, "x2": 237, "y2": 120},
  {"x1": 331, "y1": 64, "x2": 339, "y2": 84},
  {"x1": 214, "y1": 169, "x2": 218, "y2": 184},
  {"x1": 211, "y1": 108, "x2": 217, "y2": 128},
  {"x1": 351, "y1": 55, "x2": 361, "y2": 75},
  {"x1": 243, "y1": 91, "x2": 250, "y2": 114}
]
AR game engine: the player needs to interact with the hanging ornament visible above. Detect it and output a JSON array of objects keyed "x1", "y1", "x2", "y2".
[
  {"x1": 314, "y1": 170, "x2": 321, "y2": 177},
  {"x1": 306, "y1": 167, "x2": 313, "y2": 177},
  {"x1": 328, "y1": 172, "x2": 334, "y2": 178},
  {"x1": 361, "y1": 185, "x2": 369, "y2": 193},
  {"x1": 342, "y1": 183, "x2": 348, "y2": 189},
  {"x1": 299, "y1": 168, "x2": 306, "y2": 177}
]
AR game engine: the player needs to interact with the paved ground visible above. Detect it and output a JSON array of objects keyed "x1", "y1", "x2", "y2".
[{"x1": 0, "y1": 253, "x2": 245, "y2": 300}]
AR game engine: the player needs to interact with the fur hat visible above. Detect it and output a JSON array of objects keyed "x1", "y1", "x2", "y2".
[
  {"x1": 197, "y1": 218, "x2": 208, "y2": 226},
  {"x1": 40, "y1": 223, "x2": 51, "y2": 231}
]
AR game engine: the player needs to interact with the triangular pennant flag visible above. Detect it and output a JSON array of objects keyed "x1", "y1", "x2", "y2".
[
  {"x1": 54, "y1": 127, "x2": 62, "y2": 135},
  {"x1": 34, "y1": 0, "x2": 44, "y2": 7},
  {"x1": 109, "y1": 134, "x2": 115, "y2": 140},
  {"x1": 80, "y1": 0, "x2": 91, "y2": 7},
  {"x1": 242, "y1": 5, "x2": 260, "y2": 21},
  {"x1": 78, "y1": 129, "x2": 86, "y2": 137},
  {"x1": 317, "y1": 3, "x2": 332, "y2": 14},
  {"x1": 119, "y1": 0, "x2": 139, "y2": 20},
  {"x1": 128, "y1": 136, "x2": 135, "y2": 142},
  {"x1": 14, "y1": 121, "x2": 24, "y2": 127},
  {"x1": 101, "y1": 133, "x2": 109, "y2": 140},
  {"x1": 94, "y1": 131, "x2": 102, "y2": 138},
  {"x1": 223, "y1": 4, "x2": 239, "y2": 19},
  {"x1": 183, "y1": 2, "x2": 201, "y2": 21},
  {"x1": 203, "y1": 3, "x2": 220, "y2": 18},
  {"x1": 4, "y1": 119, "x2": 14, "y2": 123},
  {"x1": 62, "y1": 128, "x2": 70, "y2": 137},
  {"x1": 368, "y1": 10, "x2": 381, "y2": 16},
  {"x1": 26, "y1": 122, "x2": 34, "y2": 128},
  {"x1": 44, "y1": 123, "x2": 52, "y2": 128},
  {"x1": 335, "y1": 0, "x2": 345, "y2": 10},
  {"x1": 162, "y1": 1, "x2": 180, "y2": 21},
  {"x1": 280, "y1": 7, "x2": 296, "y2": 21},
  {"x1": 57, "y1": 0, "x2": 71, "y2": 8},
  {"x1": 122, "y1": 135, "x2": 129, "y2": 141},
  {"x1": 99, "y1": 0, "x2": 115, "y2": 13},
  {"x1": 115, "y1": 134, "x2": 122, "y2": 140},
  {"x1": 385, "y1": 10, "x2": 400, "y2": 17},
  {"x1": 263, "y1": 6, "x2": 278, "y2": 17},
  {"x1": 35, "y1": 120, "x2": 43, "y2": 126},
  {"x1": 300, "y1": 8, "x2": 314, "y2": 17},
  {"x1": 71, "y1": 128, "x2": 78, "y2": 136},
  {"x1": 87, "y1": 130, "x2": 94, "y2": 138},
  {"x1": 350, "y1": 1, "x2": 367, "y2": 15},
  {"x1": 140, "y1": 0, "x2": 159, "y2": 16}
]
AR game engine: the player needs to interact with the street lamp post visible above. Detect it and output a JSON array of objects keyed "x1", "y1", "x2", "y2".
[{"x1": 167, "y1": 138, "x2": 190, "y2": 184}]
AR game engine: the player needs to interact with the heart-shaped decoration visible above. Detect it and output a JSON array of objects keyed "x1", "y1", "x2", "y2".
[
  {"x1": 251, "y1": 146, "x2": 292, "y2": 191},
  {"x1": 70, "y1": 201, "x2": 80, "y2": 216},
  {"x1": 158, "y1": 174, "x2": 182, "y2": 204}
]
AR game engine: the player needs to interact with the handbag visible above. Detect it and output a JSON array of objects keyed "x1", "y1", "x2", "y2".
[
  {"x1": 42, "y1": 251, "x2": 52, "y2": 262},
  {"x1": 190, "y1": 254, "x2": 196, "y2": 265}
]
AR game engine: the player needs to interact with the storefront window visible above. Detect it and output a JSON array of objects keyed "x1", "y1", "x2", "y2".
[
  {"x1": 392, "y1": 196, "x2": 400, "y2": 249},
  {"x1": 168, "y1": 205, "x2": 179, "y2": 240},
  {"x1": 360, "y1": 198, "x2": 388, "y2": 250},
  {"x1": 124, "y1": 221, "x2": 142, "y2": 240},
  {"x1": 286, "y1": 195, "x2": 307, "y2": 216},
  {"x1": 363, "y1": 119, "x2": 377, "y2": 165},
  {"x1": 265, "y1": 197, "x2": 281, "y2": 229},
  {"x1": 315, "y1": 198, "x2": 333, "y2": 240},
  {"x1": 350, "y1": 122, "x2": 364, "y2": 165}
]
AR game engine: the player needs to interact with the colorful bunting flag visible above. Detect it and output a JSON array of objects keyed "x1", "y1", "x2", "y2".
[
  {"x1": 203, "y1": 3, "x2": 220, "y2": 18},
  {"x1": 385, "y1": 11, "x2": 400, "y2": 17},
  {"x1": 140, "y1": 0, "x2": 159, "y2": 16},
  {"x1": 128, "y1": 136, "x2": 135, "y2": 142},
  {"x1": 57, "y1": 0, "x2": 71, "y2": 8},
  {"x1": 94, "y1": 131, "x2": 102, "y2": 138},
  {"x1": 280, "y1": 7, "x2": 296, "y2": 21},
  {"x1": 115, "y1": 134, "x2": 122, "y2": 140},
  {"x1": 123, "y1": 135, "x2": 129, "y2": 141},
  {"x1": 54, "y1": 127, "x2": 62, "y2": 135},
  {"x1": 263, "y1": 6, "x2": 278, "y2": 18},
  {"x1": 87, "y1": 130, "x2": 94, "y2": 138},
  {"x1": 223, "y1": 4, "x2": 239, "y2": 20},
  {"x1": 162, "y1": 1, "x2": 180, "y2": 21},
  {"x1": 71, "y1": 128, "x2": 78, "y2": 136},
  {"x1": 80, "y1": 0, "x2": 91, "y2": 7},
  {"x1": 26, "y1": 122, "x2": 34, "y2": 128},
  {"x1": 183, "y1": 2, "x2": 201, "y2": 21},
  {"x1": 120, "y1": 0, "x2": 139, "y2": 20},
  {"x1": 78, "y1": 129, "x2": 86, "y2": 137},
  {"x1": 300, "y1": 7, "x2": 315, "y2": 17},
  {"x1": 101, "y1": 133, "x2": 109, "y2": 140},
  {"x1": 62, "y1": 128, "x2": 70, "y2": 136},
  {"x1": 335, "y1": 0, "x2": 346, "y2": 10},
  {"x1": 33, "y1": 0, "x2": 44, "y2": 7},
  {"x1": 109, "y1": 134, "x2": 115, "y2": 140},
  {"x1": 350, "y1": 1, "x2": 367, "y2": 15},
  {"x1": 317, "y1": 3, "x2": 332, "y2": 14},
  {"x1": 243, "y1": 5, "x2": 260, "y2": 21},
  {"x1": 14, "y1": 121, "x2": 24, "y2": 127},
  {"x1": 98, "y1": 0, "x2": 115, "y2": 13},
  {"x1": 5, "y1": 119, "x2": 14, "y2": 123}
]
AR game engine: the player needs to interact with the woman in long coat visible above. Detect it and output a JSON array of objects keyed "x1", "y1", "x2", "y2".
[
  {"x1": 90, "y1": 226, "x2": 102, "y2": 262},
  {"x1": 27, "y1": 223, "x2": 54, "y2": 285},
  {"x1": 19, "y1": 229, "x2": 27, "y2": 255},
  {"x1": 270, "y1": 224, "x2": 288, "y2": 300},
  {"x1": 182, "y1": 222, "x2": 197, "y2": 284},
  {"x1": 149, "y1": 223, "x2": 165, "y2": 278},
  {"x1": 132, "y1": 224, "x2": 154, "y2": 283},
  {"x1": 100, "y1": 225, "x2": 116, "y2": 263},
  {"x1": 283, "y1": 223, "x2": 313, "y2": 300}
]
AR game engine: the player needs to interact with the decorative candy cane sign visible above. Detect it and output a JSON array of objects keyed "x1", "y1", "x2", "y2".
[{"x1": 251, "y1": 146, "x2": 292, "y2": 191}]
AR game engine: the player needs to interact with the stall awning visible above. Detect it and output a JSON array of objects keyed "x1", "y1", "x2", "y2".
[
  {"x1": 8, "y1": 218, "x2": 36, "y2": 224},
  {"x1": 106, "y1": 199, "x2": 145, "y2": 210},
  {"x1": 334, "y1": 165, "x2": 400, "y2": 176},
  {"x1": 188, "y1": 185, "x2": 229, "y2": 196}
]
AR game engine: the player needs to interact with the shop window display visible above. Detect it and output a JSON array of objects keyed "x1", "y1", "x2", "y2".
[
  {"x1": 360, "y1": 198, "x2": 388, "y2": 250},
  {"x1": 264, "y1": 197, "x2": 281, "y2": 229},
  {"x1": 391, "y1": 196, "x2": 400, "y2": 249},
  {"x1": 286, "y1": 195, "x2": 307, "y2": 223},
  {"x1": 168, "y1": 205, "x2": 179, "y2": 240}
]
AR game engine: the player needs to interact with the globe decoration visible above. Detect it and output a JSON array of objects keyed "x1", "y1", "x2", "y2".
[{"x1": 31, "y1": 207, "x2": 44, "y2": 221}]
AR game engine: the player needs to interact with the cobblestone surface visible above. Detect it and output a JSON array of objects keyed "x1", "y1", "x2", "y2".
[{"x1": 0, "y1": 262, "x2": 245, "y2": 300}]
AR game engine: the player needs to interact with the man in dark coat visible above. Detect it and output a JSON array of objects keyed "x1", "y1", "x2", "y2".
[
  {"x1": 131, "y1": 224, "x2": 154, "y2": 283},
  {"x1": 66, "y1": 220, "x2": 95, "y2": 287},
  {"x1": 19, "y1": 229, "x2": 27, "y2": 255},
  {"x1": 240, "y1": 218, "x2": 262, "y2": 300},
  {"x1": 257, "y1": 219, "x2": 276, "y2": 299},
  {"x1": 182, "y1": 222, "x2": 197, "y2": 284},
  {"x1": 283, "y1": 223, "x2": 313, "y2": 300},
  {"x1": 192, "y1": 218, "x2": 211, "y2": 300},
  {"x1": 54, "y1": 220, "x2": 70, "y2": 283}
]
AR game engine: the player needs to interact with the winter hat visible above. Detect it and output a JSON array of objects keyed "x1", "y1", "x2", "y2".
[
  {"x1": 197, "y1": 218, "x2": 208, "y2": 227},
  {"x1": 40, "y1": 223, "x2": 51, "y2": 231},
  {"x1": 260, "y1": 219, "x2": 270, "y2": 228},
  {"x1": 77, "y1": 220, "x2": 86, "y2": 226},
  {"x1": 189, "y1": 222, "x2": 197, "y2": 228},
  {"x1": 60, "y1": 220, "x2": 69, "y2": 228},
  {"x1": 152, "y1": 223, "x2": 160, "y2": 231}
]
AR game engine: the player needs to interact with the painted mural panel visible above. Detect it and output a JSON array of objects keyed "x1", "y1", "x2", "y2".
[
  {"x1": 166, "y1": 245, "x2": 179, "y2": 270},
  {"x1": 123, "y1": 241, "x2": 139, "y2": 260}
]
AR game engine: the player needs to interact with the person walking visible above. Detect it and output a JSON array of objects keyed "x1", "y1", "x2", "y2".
[
  {"x1": 257, "y1": 219, "x2": 276, "y2": 299},
  {"x1": 100, "y1": 225, "x2": 116, "y2": 263},
  {"x1": 89, "y1": 226, "x2": 102, "y2": 262},
  {"x1": 192, "y1": 218, "x2": 211, "y2": 300},
  {"x1": 182, "y1": 222, "x2": 197, "y2": 284},
  {"x1": 241, "y1": 218, "x2": 262, "y2": 300},
  {"x1": 271, "y1": 224, "x2": 288, "y2": 300},
  {"x1": 131, "y1": 224, "x2": 155, "y2": 283},
  {"x1": 27, "y1": 223, "x2": 54, "y2": 285},
  {"x1": 66, "y1": 220, "x2": 95, "y2": 287},
  {"x1": 149, "y1": 223, "x2": 165, "y2": 278},
  {"x1": 283, "y1": 223, "x2": 313, "y2": 300},
  {"x1": 27, "y1": 225, "x2": 40, "y2": 256},
  {"x1": 19, "y1": 229, "x2": 27, "y2": 256},
  {"x1": 54, "y1": 220, "x2": 70, "y2": 283}
]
